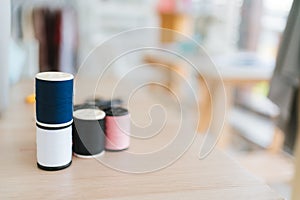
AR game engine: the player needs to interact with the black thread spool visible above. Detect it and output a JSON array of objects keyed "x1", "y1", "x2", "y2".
[
  {"x1": 74, "y1": 104, "x2": 96, "y2": 111},
  {"x1": 72, "y1": 108, "x2": 106, "y2": 158},
  {"x1": 84, "y1": 98, "x2": 123, "y2": 110}
]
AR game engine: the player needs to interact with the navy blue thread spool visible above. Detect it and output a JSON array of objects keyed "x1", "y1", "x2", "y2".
[
  {"x1": 35, "y1": 72, "x2": 74, "y2": 127},
  {"x1": 35, "y1": 72, "x2": 73, "y2": 171},
  {"x1": 72, "y1": 108, "x2": 106, "y2": 158}
]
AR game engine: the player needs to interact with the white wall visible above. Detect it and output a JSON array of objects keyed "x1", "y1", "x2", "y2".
[{"x1": 0, "y1": 0, "x2": 11, "y2": 114}]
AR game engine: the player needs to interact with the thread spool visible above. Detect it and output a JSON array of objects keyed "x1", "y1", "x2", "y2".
[
  {"x1": 72, "y1": 108, "x2": 106, "y2": 158},
  {"x1": 84, "y1": 98, "x2": 123, "y2": 110},
  {"x1": 74, "y1": 104, "x2": 97, "y2": 111},
  {"x1": 36, "y1": 125, "x2": 72, "y2": 170},
  {"x1": 35, "y1": 72, "x2": 73, "y2": 127},
  {"x1": 105, "y1": 107, "x2": 130, "y2": 151}
]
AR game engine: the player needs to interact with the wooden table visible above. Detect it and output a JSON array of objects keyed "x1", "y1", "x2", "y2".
[
  {"x1": 144, "y1": 52, "x2": 277, "y2": 149},
  {"x1": 0, "y1": 80, "x2": 283, "y2": 199}
]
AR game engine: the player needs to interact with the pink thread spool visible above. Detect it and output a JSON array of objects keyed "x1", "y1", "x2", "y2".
[{"x1": 105, "y1": 107, "x2": 130, "y2": 151}]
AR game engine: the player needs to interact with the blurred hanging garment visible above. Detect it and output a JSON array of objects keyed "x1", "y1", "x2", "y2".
[
  {"x1": 268, "y1": 0, "x2": 300, "y2": 154},
  {"x1": 32, "y1": 8, "x2": 55, "y2": 72},
  {"x1": 59, "y1": 8, "x2": 78, "y2": 73},
  {"x1": 32, "y1": 7, "x2": 78, "y2": 73}
]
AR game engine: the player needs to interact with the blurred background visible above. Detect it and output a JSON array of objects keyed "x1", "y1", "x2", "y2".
[{"x1": 0, "y1": 0, "x2": 298, "y2": 199}]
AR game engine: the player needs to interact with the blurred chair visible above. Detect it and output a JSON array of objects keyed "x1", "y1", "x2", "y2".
[
  {"x1": 143, "y1": 0, "x2": 192, "y2": 92},
  {"x1": 159, "y1": 13, "x2": 192, "y2": 44}
]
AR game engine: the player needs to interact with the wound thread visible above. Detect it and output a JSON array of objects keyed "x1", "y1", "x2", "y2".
[
  {"x1": 104, "y1": 107, "x2": 130, "y2": 151},
  {"x1": 72, "y1": 108, "x2": 106, "y2": 158}
]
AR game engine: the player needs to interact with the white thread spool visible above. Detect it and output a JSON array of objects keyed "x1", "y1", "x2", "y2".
[{"x1": 36, "y1": 125, "x2": 72, "y2": 170}]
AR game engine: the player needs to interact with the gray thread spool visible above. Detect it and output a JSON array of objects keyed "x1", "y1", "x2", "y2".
[{"x1": 72, "y1": 108, "x2": 106, "y2": 158}]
